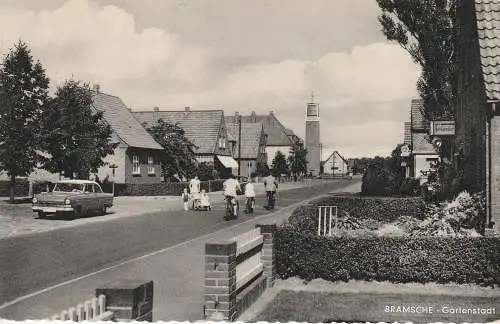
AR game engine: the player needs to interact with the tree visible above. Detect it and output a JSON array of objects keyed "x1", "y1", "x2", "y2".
[
  {"x1": 41, "y1": 80, "x2": 117, "y2": 179},
  {"x1": 377, "y1": 0, "x2": 457, "y2": 119},
  {"x1": 145, "y1": 118, "x2": 198, "y2": 181},
  {"x1": 287, "y1": 139, "x2": 308, "y2": 178},
  {"x1": 271, "y1": 151, "x2": 288, "y2": 178},
  {"x1": 255, "y1": 159, "x2": 269, "y2": 177},
  {"x1": 376, "y1": 0, "x2": 457, "y2": 158},
  {"x1": 0, "y1": 41, "x2": 50, "y2": 202}
]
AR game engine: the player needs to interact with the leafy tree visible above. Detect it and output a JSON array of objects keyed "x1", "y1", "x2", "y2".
[
  {"x1": 41, "y1": 80, "x2": 118, "y2": 179},
  {"x1": 197, "y1": 162, "x2": 215, "y2": 181},
  {"x1": 0, "y1": 41, "x2": 49, "y2": 202},
  {"x1": 256, "y1": 159, "x2": 269, "y2": 177},
  {"x1": 145, "y1": 118, "x2": 198, "y2": 181},
  {"x1": 271, "y1": 150, "x2": 288, "y2": 178},
  {"x1": 376, "y1": 0, "x2": 457, "y2": 159},
  {"x1": 287, "y1": 139, "x2": 308, "y2": 177}
]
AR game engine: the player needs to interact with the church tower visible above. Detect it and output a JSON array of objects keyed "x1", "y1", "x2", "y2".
[{"x1": 305, "y1": 93, "x2": 321, "y2": 176}]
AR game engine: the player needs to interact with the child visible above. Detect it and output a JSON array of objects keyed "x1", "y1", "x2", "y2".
[
  {"x1": 244, "y1": 178, "x2": 256, "y2": 213},
  {"x1": 181, "y1": 188, "x2": 190, "y2": 211},
  {"x1": 200, "y1": 189, "x2": 211, "y2": 211}
]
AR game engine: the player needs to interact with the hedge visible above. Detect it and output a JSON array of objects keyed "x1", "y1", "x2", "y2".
[
  {"x1": 0, "y1": 180, "x2": 29, "y2": 197},
  {"x1": 275, "y1": 227, "x2": 500, "y2": 287},
  {"x1": 288, "y1": 195, "x2": 426, "y2": 233},
  {"x1": 102, "y1": 179, "x2": 225, "y2": 196}
]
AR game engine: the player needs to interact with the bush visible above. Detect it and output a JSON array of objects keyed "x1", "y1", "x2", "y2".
[
  {"x1": 361, "y1": 164, "x2": 393, "y2": 196},
  {"x1": 398, "y1": 178, "x2": 421, "y2": 197},
  {"x1": 110, "y1": 179, "x2": 225, "y2": 196},
  {"x1": 275, "y1": 226, "x2": 500, "y2": 286},
  {"x1": 287, "y1": 195, "x2": 426, "y2": 235}
]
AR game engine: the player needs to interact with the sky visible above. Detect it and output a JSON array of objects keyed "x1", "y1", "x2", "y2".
[{"x1": 0, "y1": 0, "x2": 421, "y2": 159}]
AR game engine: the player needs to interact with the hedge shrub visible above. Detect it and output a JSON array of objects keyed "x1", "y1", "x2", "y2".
[
  {"x1": 275, "y1": 226, "x2": 500, "y2": 287},
  {"x1": 288, "y1": 195, "x2": 426, "y2": 234},
  {"x1": 105, "y1": 179, "x2": 225, "y2": 196}
]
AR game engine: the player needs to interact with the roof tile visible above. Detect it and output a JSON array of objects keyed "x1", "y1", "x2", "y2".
[
  {"x1": 226, "y1": 113, "x2": 293, "y2": 146},
  {"x1": 133, "y1": 110, "x2": 223, "y2": 154},
  {"x1": 92, "y1": 93, "x2": 162, "y2": 150},
  {"x1": 410, "y1": 99, "x2": 429, "y2": 130},
  {"x1": 412, "y1": 133, "x2": 438, "y2": 154},
  {"x1": 225, "y1": 121, "x2": 263, "y2": 159},
  {"x1": 475, "y1": 0, "x2": 500, "y2": 100}
]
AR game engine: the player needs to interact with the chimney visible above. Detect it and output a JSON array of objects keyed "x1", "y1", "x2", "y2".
[
  {"x1": 185, "y1": 106, "x2": 190, "y2": 112},
  {"x1": 269, "y1": 110, "x2": 274, "y2": 116},
  {"x1": 153, "y1": 107, "x2": 159, "y2": 112},
  {"x1": 93, "y1": 84, "x2": 100, "y2": 94}
]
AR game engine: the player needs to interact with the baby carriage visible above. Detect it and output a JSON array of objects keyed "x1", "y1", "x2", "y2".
[
  {"x1": 191, "y1": 192, "x2": 202, "y2": 210},
  {"x1": 193, "y1": 192, "x2": 212, "y2": 211}
]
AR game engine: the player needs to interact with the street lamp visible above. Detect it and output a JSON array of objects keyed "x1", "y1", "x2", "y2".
[
  {"x1": 235, "y1": 112, "x2": 242, "y2": 177},
  {"x1": 109, "y1": 164, "x2": 118, "y2": 196}
]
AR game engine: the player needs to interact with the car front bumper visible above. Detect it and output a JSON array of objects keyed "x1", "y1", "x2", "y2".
[{"x1": 32, "y1": 206, "x2": 74, "y2": 213}]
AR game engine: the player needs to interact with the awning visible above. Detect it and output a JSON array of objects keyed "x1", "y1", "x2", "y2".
[{"x1": 217, "y1": 155, "x2": 239, "y2": 168}]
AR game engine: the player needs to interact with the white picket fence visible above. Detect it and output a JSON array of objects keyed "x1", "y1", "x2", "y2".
[
  {"x1": 317, "y1": 206, "x2": 339, "y2": 236},
  {"x1": 46, "y1": 295, "x2": 114, "y2": 321},
  {"x1": 231, "y1": 228, "x2": 264, "y2": 289}
]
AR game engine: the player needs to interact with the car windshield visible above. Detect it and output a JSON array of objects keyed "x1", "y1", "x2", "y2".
[{"x1": 53, "y1": 183, "x2": 85, "y2": 193}]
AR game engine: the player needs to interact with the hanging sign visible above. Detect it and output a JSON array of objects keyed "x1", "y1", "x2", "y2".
[
  {"x1": 430, "y1": 121, "x2": 455, "y2": 136},
  {"x1": 400, "y1": 144, "x2": 411, "y2": 157}
]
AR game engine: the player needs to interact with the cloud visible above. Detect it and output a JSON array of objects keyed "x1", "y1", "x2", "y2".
[{"x1": 0, "y1": 0, "x2": 420, "y2": 158}]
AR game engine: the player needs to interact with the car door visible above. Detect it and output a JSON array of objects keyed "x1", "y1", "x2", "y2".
[
  {"x1": 83, "y1": 184, "x2": 96, "y2": 213},
  {"x1": 93, "y1": 183, "x2": 104, "y2": 210}
]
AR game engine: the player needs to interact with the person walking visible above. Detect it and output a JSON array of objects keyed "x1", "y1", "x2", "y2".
[
  {"x1": 264, "y1": 172, "x2": 278, "y2": 210},
  {"x1": 189, "y1": 175, "x2": 201, "y2": 209},
  {"x1": 181, "y1": 188, "x2": 190, "y2": 211}
]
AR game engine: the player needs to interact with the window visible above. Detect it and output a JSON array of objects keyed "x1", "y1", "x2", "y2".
[
  {"x1": 94, "y1": 184, "x2": 103, "y2": 193},
  {"x1": 132, "y1": 155, "x2": 140, "y2": 175},
  {"x1": 148, "y1": 156, "x2": 155, "y2": 175},
  {"x1": 222, "y1": 136, "x2": 226, "y2": 149}
]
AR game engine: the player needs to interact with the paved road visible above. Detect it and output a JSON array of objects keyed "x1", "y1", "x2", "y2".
[{"x1": 0, "y1": 178, "x2": 355, "y2": 314}]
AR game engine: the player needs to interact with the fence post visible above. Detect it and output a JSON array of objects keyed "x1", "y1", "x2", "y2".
[
  {"x1": 95, "y1": 280, "x2": 154, "y2": 321},
  {"x1": 204, "y1": 241, "x2": 237, "y2": 321},
  {"x1": 255, "y1": 224, "x2": 277, "y2": 287}
]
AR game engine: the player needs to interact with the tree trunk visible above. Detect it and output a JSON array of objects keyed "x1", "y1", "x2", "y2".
[{"x1": 9, "y1": 173, "x2": 15, "y2": 203}]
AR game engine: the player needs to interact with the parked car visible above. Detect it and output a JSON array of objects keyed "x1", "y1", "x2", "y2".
[{"x1": 32, "y1": 180, "x2": 114, "y2": 219}]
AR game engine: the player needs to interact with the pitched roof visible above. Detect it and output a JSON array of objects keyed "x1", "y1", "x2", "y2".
[
  {"x1": 323, "y1": 150, "x2": 348, "y2": 164},
  {"x1": 475, "y1": 0, "x2": 500, "y2": 100},
  {"x1": 133, "y1": 110, "x2": 224, "y2": 154},
  {"x1": 225, "y1": 121, "x2": 264, "y2": 159},
  {"x1": 410, "y1": 99, "x2": 428, "y2": 130},
  {"x1": 226, "y1": 112, "x2": 293, "y2": 146},
  {"x1": 412, "y1": 133, "x2": 438, "y2": 154},
  {"x1": 92, "y1": 93, "x2": 163, "y2": 150},
  {"x1": 404, "y1": 122, "x2": 412, "y2": 145}
]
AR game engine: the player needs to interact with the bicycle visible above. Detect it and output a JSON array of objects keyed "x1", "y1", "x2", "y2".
[
  {"x1": 245, "y1": 197, "x2": 255, "y2": 214},
  {"x1": 224, "y1": 195, "x2": 239, "y2": 220}
]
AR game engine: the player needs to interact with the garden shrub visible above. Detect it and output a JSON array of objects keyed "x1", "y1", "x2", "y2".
[
  {"x1": 361, "y1": 164, "x2": 393, "y2": 196},
  {"x1": 398, "y1": 178, "x2": 421, "y2": 197},
  {"x1": 287, "y1": 195, "x2": 426, "y2": 234},
  {"x1": 275, "y1": 226, "x2": 500, "y2": 287}
]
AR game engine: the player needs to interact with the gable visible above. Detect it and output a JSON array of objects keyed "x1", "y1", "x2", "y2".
[{"x1": 226, "y1": 113, "x2": 292, "y2": 146}]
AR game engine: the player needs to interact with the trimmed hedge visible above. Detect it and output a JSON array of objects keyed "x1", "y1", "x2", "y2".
[
  {"x1": 0, "y1": 180, "x2": 29, "y2": 197},
  {"x1": 288, "y1": 195, "x2": 426, "y2": 234},
  {"x1": 107, "y1": 179, "x2": 225, "y2": 196},
  {"x1": 276, "y1": 226, "x2": 500, "y2": 287}
]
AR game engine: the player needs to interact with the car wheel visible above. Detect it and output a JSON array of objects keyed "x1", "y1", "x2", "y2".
[
  {"x1": 72, "y1": 206, "x2": 82, "y2": 219},
  {"x1": 100, "y1": 206, "x2": 108, "y2": 216},
  {"x1": 37, "y1": 211, "x2": 46, "y2": 219}
]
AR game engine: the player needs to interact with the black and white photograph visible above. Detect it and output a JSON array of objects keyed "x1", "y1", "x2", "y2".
[{"x1": 0, "y1": 0, "x2": 499, "y2": 323}]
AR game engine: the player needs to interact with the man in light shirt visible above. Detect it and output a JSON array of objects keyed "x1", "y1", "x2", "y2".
[
  {"x1": 264, "y1": 172, "x2": 278, "y2": 210},
  {"x1": 223, "y1": 174, "x2": 241, "y2": 218}
]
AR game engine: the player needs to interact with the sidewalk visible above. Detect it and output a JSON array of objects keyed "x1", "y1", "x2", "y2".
[{"x1": 0, "y1": 179, "x2": 326, "y2": 239}]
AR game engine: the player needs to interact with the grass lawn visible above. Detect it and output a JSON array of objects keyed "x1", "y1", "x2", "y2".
[{"x1": 253, "y1": 290, "x2": 499, "y2": 323}]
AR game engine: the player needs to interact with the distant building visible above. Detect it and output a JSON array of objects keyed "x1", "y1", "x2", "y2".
[
  {"x1": 133, "y1": 107, "x2": 237, "y2": 178},
  {"x1": 305, "y1": 98, "x2": 321, "y2": 177},
  {"x1": 226, "y1": 111, "x2": 296, "y2": 166},
  {"x1": 225, "y1": 119, "x2": 267, "y2": 177},
  {"x1": 322, "y1": 151, "x2": 348, "y2": 176},
  {"x1": 403, "y1": 99, "x2": 440, "y2": 182},
  {"x1": 455, "y1": 0, "x2": 500, "y2": 229}
]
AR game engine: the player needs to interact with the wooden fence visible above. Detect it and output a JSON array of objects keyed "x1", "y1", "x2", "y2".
[
  {"x1": 318, "y1": 205, "x2": 339, "y2": 236},
  {"x1": 46, "y1": 295, "x2": 114, "y2": 322}
]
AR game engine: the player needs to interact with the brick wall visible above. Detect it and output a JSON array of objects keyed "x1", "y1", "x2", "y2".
[
  {"x1": 491, "y1": 116, "x2": 500, "y2": 228},
  {"x1": 125, "y1": 148, "x2": 163, "y2": 184},
  {"x1": 455, "y1": 0, "x2": 489, "y2": 193}
]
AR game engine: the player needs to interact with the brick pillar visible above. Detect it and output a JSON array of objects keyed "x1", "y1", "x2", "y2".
[
  {"x1": 204, "y1": 242, "x2": 237, "y2": 321},
  {"x1": 256, "y1": 224, "x2": 277, "y2": 287},
  {"x1": 96, "y1": 280, "x2": 154, "y2": 322}
]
